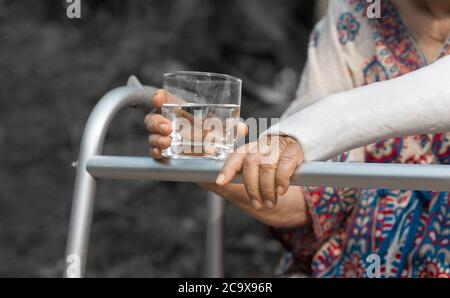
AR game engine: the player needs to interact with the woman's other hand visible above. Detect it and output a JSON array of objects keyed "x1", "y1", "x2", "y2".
[{"x1": 216, "y1": 136, "x2": 304, "y2": 210}]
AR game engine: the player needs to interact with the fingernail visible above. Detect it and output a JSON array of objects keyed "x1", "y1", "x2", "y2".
[
  {"x1": 160, "y1": 124, "x2": 169, "y2": 134},
  {"x1": 265, "y1": 200, "x2": 274, "y2": 209},
  {"x1": 277, "y1": 186, "x2": 285, "y2": 196},
  {"x1": 216, "y1": 173, "x2": 225, "y2": 185},
  {"x1": 252, "y1": 200, "x2": 262, "y2": 210}
]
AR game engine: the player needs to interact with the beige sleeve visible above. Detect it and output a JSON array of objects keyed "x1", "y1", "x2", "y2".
[{"x1": 282, "y1": 1, "x2": 355, "y2": 119}]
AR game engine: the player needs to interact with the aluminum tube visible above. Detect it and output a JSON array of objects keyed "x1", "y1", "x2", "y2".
[
  {"x1": 206, "y1": 192, "x2": 225, "y2": 278},
  {"x1": 63, "y1": 85, "x2": 156, "y2": 278},
  {"x1": 86, "y1": 156, "x2": 450, "y2": 191}
]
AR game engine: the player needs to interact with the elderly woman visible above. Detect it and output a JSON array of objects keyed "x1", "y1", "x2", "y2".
[{"x1": 146, "y1": 0, "x2": 450, "y2": 277}]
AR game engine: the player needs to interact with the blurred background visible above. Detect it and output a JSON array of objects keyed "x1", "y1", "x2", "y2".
[{"x1": 0, "y1": 0, "x2": 323, "y2": 277}]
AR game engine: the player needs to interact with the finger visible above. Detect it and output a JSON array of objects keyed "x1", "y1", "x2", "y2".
[
  {"x1": 259, "y1": 161, "x2": 279, "y2": 209},
  {"x1": 173, "y1": 107, "x2": 195, "y2": 124},
  {"x1": 203, "y1": 129, "x2": 225, "y2": 154},
  {"x1": 237, "y1": 121, "x2": 248, "y2": 137},
  {"x1": 151, "y1": 89, "x2": 166, "y2": 109},
  {"x1": 275, "y1": 142, "x2": 303, "y2": 196},
  {"x1": 216, "y1": 142, "x2": 257, "y2": 185},
  {"x1": 177, "y1": 119, "x2": 204, "y2": 141},
  {"x1": 144, "y1": 113, "x2": 172, "y2": 135},
  {"x1": 149, "y1": 147, "x2": 162, "y2": 159},
  {"x1": 242, "y1": 153, "x2": 263, "y2": 210},
  {"x1": 148, "y1": 134, "x2": 172, "y2": 149},
  {"x1": 164, "y1": 90, "x2": 187, "y2": 105},
  {"x1": 216, "y1": 152, "x2": 245, "y2": 185}
]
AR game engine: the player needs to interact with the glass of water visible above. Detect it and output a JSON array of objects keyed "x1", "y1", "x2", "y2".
[{"x1": 162, "y1": 71, "x2": 242, "y2": 159}]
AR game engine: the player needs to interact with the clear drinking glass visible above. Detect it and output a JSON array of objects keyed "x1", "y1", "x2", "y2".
[{"x1": 162, "y1": 71, "x2": 242, "y2": 159}]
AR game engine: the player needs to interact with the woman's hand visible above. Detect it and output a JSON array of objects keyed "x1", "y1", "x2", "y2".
[
  {"x1": 215, "y1": 136, "x2": 304, "y2": 210},
  {"x1": 200, "y1": 180, "x2": 310, "y2": 228},
  {"x1": 144, "y1": 89, "x2": 173, "y2": 159},
  {"x1": 144, "y1": 89, "x2": 248, "y2": 158}
]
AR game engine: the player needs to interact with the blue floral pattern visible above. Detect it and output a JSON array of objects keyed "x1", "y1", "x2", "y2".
[
  {"x1": 337, "y1": 12, "x2": 360, "y2": 44},
  {"x1": 363, "y1": 58, "x2": 388, "y2": 84}
]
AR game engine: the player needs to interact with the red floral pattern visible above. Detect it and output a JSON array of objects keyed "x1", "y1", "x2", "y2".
[{"x1": 272, "y1": 0, "x2": 450, "y2": 278}]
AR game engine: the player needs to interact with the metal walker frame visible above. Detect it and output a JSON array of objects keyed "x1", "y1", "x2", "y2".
[{"x1": 63, "y1": 77, "x2": 450, "y2": 277}]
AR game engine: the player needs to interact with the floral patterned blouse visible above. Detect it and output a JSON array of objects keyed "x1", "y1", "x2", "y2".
[{"x1": 271, "y1": 0, "x2": 450, "y2": 278}]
